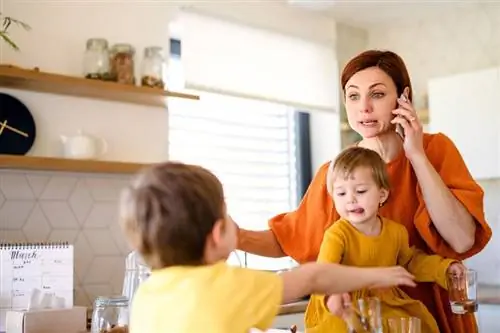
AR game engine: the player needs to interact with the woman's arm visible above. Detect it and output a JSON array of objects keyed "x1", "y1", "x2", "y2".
[
  {"x1": 409, "y1": 153, "x2": 476, "y2": 254},
  {"x1": 393, "y1": 98, "x2": 489, "y2": 257},
  {"x1": 236, "y1": 162, "x2": 334, "y2": 263},
  {"x1": 237, "y1": 228, "x2": 285, "y2": 257}
]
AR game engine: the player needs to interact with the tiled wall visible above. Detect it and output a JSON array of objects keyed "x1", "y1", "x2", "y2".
[{"x1": 0, "y1": 169, "x2": 132, "y2": 307}]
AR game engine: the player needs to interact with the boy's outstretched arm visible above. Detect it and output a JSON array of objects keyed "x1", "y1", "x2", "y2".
[{"x1": 280, "y1": 263, "x2": 416, "y2": 304}]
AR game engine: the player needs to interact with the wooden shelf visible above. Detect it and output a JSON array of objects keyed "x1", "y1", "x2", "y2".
[
  {"x1": 0, "y1": 64, "x2": 199, "y2": 107},
  {"x1": 0, "y1": 155, "x2": 151, "y2": 174}
]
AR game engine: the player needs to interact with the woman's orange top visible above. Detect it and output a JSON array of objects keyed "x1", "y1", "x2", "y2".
[{"x1": 268, "y1": 133, "x2": 492, "y2": 333}]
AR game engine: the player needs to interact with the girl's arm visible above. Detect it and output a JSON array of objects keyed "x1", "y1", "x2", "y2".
[{"x1": 396, "y1": 223, "x2": 455, "y2": 289}]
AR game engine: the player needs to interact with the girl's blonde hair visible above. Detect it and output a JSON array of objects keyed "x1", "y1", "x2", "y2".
[{"x1": 326, "y1": 147, "x2": 390, "y2": 197}]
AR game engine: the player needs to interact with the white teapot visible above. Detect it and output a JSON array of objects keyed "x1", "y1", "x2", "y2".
[{"x1": 60, "y1": 129, "x2": 108, "y2": 159}]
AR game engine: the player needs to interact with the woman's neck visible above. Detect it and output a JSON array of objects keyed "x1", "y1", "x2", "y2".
[{"x1": 358, "y1": 131, "x2": 403, "y2": 163}]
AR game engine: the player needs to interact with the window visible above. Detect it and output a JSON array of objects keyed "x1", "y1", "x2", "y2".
[{"x1": 167, "y1": 39, "x2": 312, "y2": 270}]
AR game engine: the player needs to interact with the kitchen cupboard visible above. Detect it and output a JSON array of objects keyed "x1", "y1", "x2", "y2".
[{"x1": 428, "y1": 67, "x2": 500, "y2": 179}]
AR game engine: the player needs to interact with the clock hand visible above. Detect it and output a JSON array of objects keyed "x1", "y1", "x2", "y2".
[
  {"x1": 0, "y1": 120, "x2": 6, "y2": 135},
  {"x1": 0, "y1": 119, "x2": 29, "y2": 137}
]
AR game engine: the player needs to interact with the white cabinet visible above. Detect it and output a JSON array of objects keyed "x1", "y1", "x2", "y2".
[
  {"x1": 478, "y1": 304, "x2": 500, "y2": 332},
  {"x1": 428, "y1": 67, "x2": 500, "y2": 179}
]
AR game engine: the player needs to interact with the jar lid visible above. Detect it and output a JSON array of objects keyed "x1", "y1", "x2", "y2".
[
  {"x1": 86, "y1": 38, "x2": 109, "y2": 49},
  {"x1": 144, "y1": 46, "x2": 164, "y2": 58},
  {"x1": 94, "y1": 295, "x2": 129, "y2": 307},
  {"x1": 111, "y1": 43, "x2": 135, "y2": 54}
]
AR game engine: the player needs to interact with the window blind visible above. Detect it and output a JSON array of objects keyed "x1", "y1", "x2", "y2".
[
  {"x1": 167, "y1": 48, "x2": 298, "y2": 271},
  {"x1": 178, "y1": 9, "x2": 339, "y2": 113}
]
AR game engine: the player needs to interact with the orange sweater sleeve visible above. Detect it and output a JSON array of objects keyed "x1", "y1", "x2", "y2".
[
  {"x1": 415, "y1": 133, "x2": 492, "y2": 260},
  {"x1": 268, "y1": 162, "x2": 334, "y2": 263}
]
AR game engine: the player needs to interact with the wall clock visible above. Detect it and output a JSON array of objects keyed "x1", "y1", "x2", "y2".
[{"x1": 0, "y1": 93, "x2": 36, "y2": 155}]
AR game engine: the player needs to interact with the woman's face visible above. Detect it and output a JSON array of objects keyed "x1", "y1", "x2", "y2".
[{"x1": 344, "y1": 66, "x2": 399, "y2": 138}]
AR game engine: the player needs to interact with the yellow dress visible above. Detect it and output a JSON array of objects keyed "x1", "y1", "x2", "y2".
[{"x1": 304, "y1": 217, "x2": 456, "y2": 333}]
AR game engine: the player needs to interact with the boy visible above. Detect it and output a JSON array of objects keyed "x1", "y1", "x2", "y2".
[{"x1": 119, "y1": 161, "x2": 416, "y2": 333}]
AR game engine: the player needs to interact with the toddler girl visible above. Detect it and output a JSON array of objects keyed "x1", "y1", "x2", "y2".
[{"x1": 304, "y1": 146, "x2": 465, "y2": 333}]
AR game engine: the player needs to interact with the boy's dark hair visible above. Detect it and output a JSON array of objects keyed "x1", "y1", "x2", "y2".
[
  {"x1": 326, "y1": 146, "x2": 390, "y2": 197},
  {"x1": 119, "y1": 161, "x2": 225, "y2": 269}
]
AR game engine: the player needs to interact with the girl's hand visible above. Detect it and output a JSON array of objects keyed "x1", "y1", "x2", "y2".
[
  {"x1": 447, "y1": 262, "x2": 468, "y2": 292},
  {"x1": 448, "y1": 262, "x2": 467, "y2": 276},
  {"x1": 326, "y1": 293, "x2": 350, "y2": 316},
  {"x1": 391, "y1": 87, "x2": 425, "y2": 161}
]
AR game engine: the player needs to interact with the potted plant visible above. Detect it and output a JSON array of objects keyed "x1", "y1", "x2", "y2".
[{"x1": 0, "y1": 13, "x2": 30, "y2": 51}]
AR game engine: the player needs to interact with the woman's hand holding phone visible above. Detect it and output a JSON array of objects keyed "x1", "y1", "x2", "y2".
[{"x1": 391, "y1": 87, "x2": 425, "y2": 160}]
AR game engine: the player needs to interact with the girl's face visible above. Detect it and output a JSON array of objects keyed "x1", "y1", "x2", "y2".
[
  {"x1": 331, "y1": 166, "x2": 388, "y2": 226},
  {"x1": 344, "y1": 66, "x2": 399, "y2": 139}
]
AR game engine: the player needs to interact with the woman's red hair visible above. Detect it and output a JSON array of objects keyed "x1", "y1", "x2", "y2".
[{"x1": 341, "y1": 50, "x2": 413, "y2": 101}]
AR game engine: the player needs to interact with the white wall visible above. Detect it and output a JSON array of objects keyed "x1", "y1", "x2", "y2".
[
  {"x1": 367, "y1": 3, "x2": 500, "y2": 111},
  {"x1": 0, "y1": 0, "x2": 339, "y2": 163},
  {"x1": 309, "y1": 110, "x2": 340, "y2": 173},
  {"x1": 1, "y1": 1, "x2": 177, "y2": 162},
  {"x1": 367, "y1": 3, "x2": 500, "y2": 285},
  {"x1": 309, "y1": 23, "x2": 369, "y2": 173}
]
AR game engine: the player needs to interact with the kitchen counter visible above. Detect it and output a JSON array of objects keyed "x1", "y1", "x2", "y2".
[
  {"x1": 477, "y1": 284, "x2": 500, "y2": 305},
  {"x1": 275, "y1": 284, "x2": 500, "y2": 316},
  {"x1": 278, "y1": 300, "x2": 308, "y2": 315}
]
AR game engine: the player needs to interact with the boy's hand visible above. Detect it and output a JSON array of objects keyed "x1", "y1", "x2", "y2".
[
  {"x1": 367, "y1": 266, "x2": 416, "y2": 289},
  {"x1": 325, "y1": 293, "x2": 350, "y2": 316}
]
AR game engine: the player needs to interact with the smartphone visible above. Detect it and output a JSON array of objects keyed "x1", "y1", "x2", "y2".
[{"x1": 395, "y1": 93, "x2": 409, "y2": 139}]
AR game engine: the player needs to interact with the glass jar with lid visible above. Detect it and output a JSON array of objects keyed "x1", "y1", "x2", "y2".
[
  {"x1": 83, "y1": 38, "x2": 110, "y2": 80},
  {"x1": 91, "y1": 296, "x2": 129, "y2": 333},
  {"x1": 109, "y1": 43, "x2": 135, "y2": 85},
  {"x1": 140, "y1": 46, "x2": 166, "y2": 89}
]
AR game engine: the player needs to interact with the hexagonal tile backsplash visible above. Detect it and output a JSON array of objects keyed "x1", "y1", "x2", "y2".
[{"x1": 0, "y1": 169, "x2": 133, "y2": 307}]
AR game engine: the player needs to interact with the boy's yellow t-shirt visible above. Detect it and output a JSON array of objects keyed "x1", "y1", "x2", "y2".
[{"x1": 129, "y1": 261, "x2": 284, "y2": 333}]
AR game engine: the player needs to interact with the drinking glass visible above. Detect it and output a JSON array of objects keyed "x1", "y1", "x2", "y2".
[
  {"x1": 446, "y1": 268, "x2": 478, "y2": 315},
  {"x1": 386, "y1": 317, "x2": 421, "y2": 333},
  {"x1": 343, "y1": 297, "x2": 382, "y2": 333}
]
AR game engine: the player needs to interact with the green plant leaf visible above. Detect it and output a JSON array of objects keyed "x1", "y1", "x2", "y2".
[
  {"x1": 5, "y1": 17, "x2": 31, "y2": 31},
  {"x1": 0, "y1": 32, "x2": 19, "y2": 51},
  {"x1": 3, "y1": 17, "x2": 10, "y2": 31},
  {"x1": 0, "y1": 13, "x2": 30, "y2": 51}
]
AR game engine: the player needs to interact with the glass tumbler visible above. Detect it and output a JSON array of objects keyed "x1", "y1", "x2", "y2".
[
  {"x1": 387, "y1": 317, "x2": 421, "y2": 333},
  {"x1": 447, "y1": 268, "x2": 478, "y2": 315},
  {"x1": 343, "y1": 297, "x2": 382, "y2": 333}
]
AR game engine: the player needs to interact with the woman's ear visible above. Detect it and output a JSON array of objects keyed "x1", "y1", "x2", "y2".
[
  {"x1": 403, "y1": 86, "x2": 411, "y2": 101},
  {"x1": 379, "y1": 188, "x2": 389, "y2": 207}
]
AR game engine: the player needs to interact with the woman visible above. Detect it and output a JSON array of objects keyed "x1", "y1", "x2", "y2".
[{"x1": 237, "y1": 50, "x2": 492, "y2": 333}]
